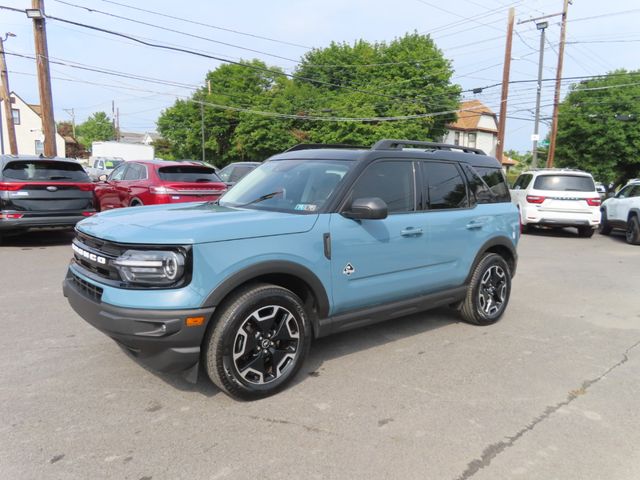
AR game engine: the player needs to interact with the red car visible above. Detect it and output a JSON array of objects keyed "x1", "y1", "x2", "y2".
[{"x1": 94, "y1": 160, "x2": 227, "y2": 211}]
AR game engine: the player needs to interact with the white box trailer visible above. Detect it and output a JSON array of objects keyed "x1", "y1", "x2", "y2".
[{"x1": 91, "y1": 141, "x2": 154, "y2": 161}]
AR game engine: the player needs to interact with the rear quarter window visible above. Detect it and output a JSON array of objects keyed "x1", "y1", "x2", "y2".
[
  {"x1": 471, "y1": 166, "x2": 511, "y2": 203},
  {"x1": 157, "y1": 166, "x2": 222, "y2": 182},
  {"x1": 533, "y1": 175, "x2": 595, "y2": 192},
  {"x1": 2, "y1": 160, "x2": 90, "y2": 182}
]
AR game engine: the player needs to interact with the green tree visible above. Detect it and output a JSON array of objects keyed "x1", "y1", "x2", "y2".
[
  {"x1": 156, "y1": 33, "x2": 461, "y2": 164},
  {"x1": 555, "y1": 70, "x2": 640, "y2": 188},
  {"x1": 75, "y1": 112, "x2": 115, "y2": 151}
]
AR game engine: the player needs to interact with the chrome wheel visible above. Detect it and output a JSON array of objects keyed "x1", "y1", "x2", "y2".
[
  {"x1": 478, "y1": 265, "x2": 507, "y2": 316},
  {"x1": 232, "y1": 305, "x2": 300, "y2": 385}
]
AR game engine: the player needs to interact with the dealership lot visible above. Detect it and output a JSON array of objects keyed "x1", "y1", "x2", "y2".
[{"x1": 1, "y1": 229, "x2": 639, "y2": 480}]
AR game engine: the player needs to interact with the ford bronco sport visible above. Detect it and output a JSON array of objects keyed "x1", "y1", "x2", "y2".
[{"x1": 63, "y1": 140, "x2": 519, "y2": 399}]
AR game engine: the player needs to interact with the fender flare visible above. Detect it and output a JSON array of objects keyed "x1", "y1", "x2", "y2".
[
  {"x1": 201, "y1": 260, "x2": 331, "y2": 318},
  {"x1": 464, "y1": 236, "x2": 518, "y2": 284}
]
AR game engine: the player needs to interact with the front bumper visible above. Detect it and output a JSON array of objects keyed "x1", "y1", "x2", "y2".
[{"x1": 63, "y1": 269, "x2": 215, "y2": 373}]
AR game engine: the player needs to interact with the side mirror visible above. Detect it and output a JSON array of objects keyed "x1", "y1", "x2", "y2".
[
  {"x1": 342, "y1": 197, "x2": 388, "y2": 220},
  {"x1": 98, "y1": 174, "x2": 108, "y2": 182}
]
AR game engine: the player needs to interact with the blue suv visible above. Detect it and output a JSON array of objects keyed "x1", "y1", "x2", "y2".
[{"x1": 63, "y1": 140, "x2": 519, "y2": 399}]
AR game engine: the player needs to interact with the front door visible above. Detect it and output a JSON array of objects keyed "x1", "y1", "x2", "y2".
[{"x1": 329, "y1": 160, "x2": 431, "y2": 315}]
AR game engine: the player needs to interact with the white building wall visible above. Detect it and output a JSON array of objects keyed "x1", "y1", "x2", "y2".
[{"x1": 0, "y1": 95, "x2": 66, "y2": 157}]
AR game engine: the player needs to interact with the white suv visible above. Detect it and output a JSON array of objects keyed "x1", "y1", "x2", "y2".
[
  {"x1": 599, "y1": 181, "x2": 640, "y2": 244},
  {"x1": 510, "y1": 169, "x2": 601, "y2": 237}
]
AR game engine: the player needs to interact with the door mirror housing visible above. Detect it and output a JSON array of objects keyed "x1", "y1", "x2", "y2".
[{"x1": 342, "y1": 197, "x2": 388, "y2": 220}]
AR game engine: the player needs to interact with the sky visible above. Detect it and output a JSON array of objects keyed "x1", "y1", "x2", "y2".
[{"x1": 1, "y1": 0, "x2": 639, "y2": 154}]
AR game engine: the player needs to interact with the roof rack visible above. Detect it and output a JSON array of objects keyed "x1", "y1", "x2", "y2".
[
  {"x1": 372, "y1": 139, "x2": 486, "y2": 155},
  {"x1": 528, "y1": 167, "x2": 586, "y2": 173},
  {"x1": 285, "y1": 143, "x2": 369, "y2": 152}
]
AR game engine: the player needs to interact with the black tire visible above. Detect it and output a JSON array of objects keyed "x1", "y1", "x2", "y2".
[
  {"x1": 520, "y1": 223, "x2": 530, "y2": 234},
  {"x1": 626, "y1": 216, "x2": 640, "y2": 245},
  {"x1": 460, "y1": 253, "x2": 512, "y2": 326},
  {"x1": 578, "y1": 226, "x2": 595, "y2": 238},
  {"x1": 130, "y1": 200, "x2": 143, "y2": 207},
  {"x1": 203, "y1": 283, "x2": 311, "y2": 400},
  {"x1": 599, "y1": 210, "x2": 612, "y2": 235}
]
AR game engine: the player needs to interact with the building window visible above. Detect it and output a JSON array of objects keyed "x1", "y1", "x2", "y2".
[
  {"x1": 11, "y1": 108, "x2": 20, "y2": 125},
  {"x1": 454, "y1": 131, "x2": 460, "y2": 145},
  {"x1": 35, "y1": 140, "x2": 44, "y2": 155},
  {"x1": 468, "y1": 133, "x2": 477, "y2": 149}
]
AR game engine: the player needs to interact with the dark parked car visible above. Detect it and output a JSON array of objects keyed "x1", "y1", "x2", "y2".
[
  {"x1": 217, "y1": 161, "x2": 260, "y2": 187},
  {"x1": 94, "y1": 160, "x2": 227, "y2": 210},
  {"x1": 0, "y1": 155, "x2": 96, "y2": 236}
]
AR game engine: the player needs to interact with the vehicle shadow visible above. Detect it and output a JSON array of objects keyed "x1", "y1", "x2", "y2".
[
  {"x1": 152, "y1": 307, "x2": 460, "y2": 399},
  {"x1": 523, "y1": 226, "x2": 581, "y2": 238},
  {"x1": 0, "y1": 229, "x2": 75, "y2": 247}
]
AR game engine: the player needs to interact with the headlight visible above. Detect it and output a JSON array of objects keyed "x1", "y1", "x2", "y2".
[{"x1": 113, "y1": 249, "x2": 186, "y2": 286}]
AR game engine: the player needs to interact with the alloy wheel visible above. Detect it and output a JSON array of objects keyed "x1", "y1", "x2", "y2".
[
  {"x1": 232, "y1": 305, "x2": 300, "y2": 385},
  {"x1": 478, "y1": 265, "x2": 507, "y2": 316}
]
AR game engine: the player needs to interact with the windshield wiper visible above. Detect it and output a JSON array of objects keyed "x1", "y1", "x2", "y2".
[{"x1": 236, "y1": 190, "x2": 283, "y2": 207}]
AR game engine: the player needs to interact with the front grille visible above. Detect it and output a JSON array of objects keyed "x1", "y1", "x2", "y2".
[
  {"x1": 73, "y1": 232, "x2": 126, "y2": 281},
  {"x1": 70, "y1": 271, "x2": 103, "y2": 302}
]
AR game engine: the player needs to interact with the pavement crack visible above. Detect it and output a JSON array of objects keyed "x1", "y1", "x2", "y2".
[{"x1": 453, "y1": 339, "x2": 640, "y2": 480}]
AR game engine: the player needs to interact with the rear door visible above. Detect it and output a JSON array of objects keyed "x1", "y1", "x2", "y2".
[
  {"x1": 0, "y1": 160, "x2": 93, "y2": 214},
  {"x1": 119, "y1": 162, "x2": 146, "y2": 207},
  {"x1": 608, "y1": 184, "x2": 635, "y2": 221}
]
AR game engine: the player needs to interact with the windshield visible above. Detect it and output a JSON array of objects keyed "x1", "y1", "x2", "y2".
[
  {"x1": 158, "y1": 166, "x2": 222, "y2": 182},
  {"x1": 533, "y1": 175, "x2": 595, "y2": 192},
  {"x1": 219, "y1": 159, "x2": 353, "y2": 213},
  {"x1": 3, "y1": 160, "x2": 90, "y2": 182}
]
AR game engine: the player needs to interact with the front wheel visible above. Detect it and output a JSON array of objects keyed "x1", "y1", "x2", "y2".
[
  {"x1": 203, "y1": 284, "x2": 311, "y2": 400},
  {"x1": 626, "y1": 216, "x2": 640, "y2": 245},
  {"x1": 460, "y1": 253, "x2": 512, "y2": 326}
]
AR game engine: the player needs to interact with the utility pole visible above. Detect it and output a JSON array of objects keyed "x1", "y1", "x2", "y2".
[
  {"x1": 200, "y1": 102, "x2": 205, "y2": 162},
  {"x1": 547, "y1": 0, "x2": 570, "y2": 168},
  {"x1": 115, "y1": 107, "x2": 120, "y2": 141},
  {"x1": 531, "y1": 22, "x2": 548, "y2": 168},
  {"x1": 30, "y1": 0, "x2": 57, "y2": 157},
  {"x1": 0, "y1": 33, "x2": 18, "y2": 155},
  {"x1": 496, "y1": 7, "x2": 515, "y2": 164}
]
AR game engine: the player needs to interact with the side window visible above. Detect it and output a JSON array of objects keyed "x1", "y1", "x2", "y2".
[
  {"x1": 513, "y1": 174, "x2": 532, "y2": 190},
  {"x1": 422, "y1": 161, "x2": 468, "y2": 210},
  {"x1": 109, "y1": 163, "x2": 127, "y2": 181},
  {"x1": 632, "y1": 186, "x2": 640, "y2": 197},
  {"x1": 473, "y1": 166, "x2": 510, "y2": 202},
  {"x1": 616, "y1": 185, "x2": 634, "y2": 199},
  {"x1": 123, "y1": 163, "x2": 144, "y2": 181},
  {"x1": 350, "y1": 161, "x2": 415, "y2": 213}
]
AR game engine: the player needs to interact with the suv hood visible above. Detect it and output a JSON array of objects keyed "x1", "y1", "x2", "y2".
[{"x1": 77, "y1": 203, "x2": 319, "y2": 244}]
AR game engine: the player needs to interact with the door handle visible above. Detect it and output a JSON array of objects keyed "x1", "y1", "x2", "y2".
[
  {"x1": 401, "y1": 227, "x2": 423, "y2": 237},
  {"x1": 466, "y1": 221, "x2": 487, "y2": 230}
]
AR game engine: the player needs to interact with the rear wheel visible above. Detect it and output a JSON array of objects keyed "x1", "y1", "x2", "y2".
[
  {"x1": 599, "y1": 210, "x2": 612, "y2": 235},
  {"x1": 626, "y1": 216, "x2": 640, "y2": 245},
  {"x1": 460, "y1": 253, "x2": 511, "y2": 326},
  {"x1": 578, "y1": 226, "x2": 595, "y2": 238},
  {"x1": 203, "y1": 284, "x2": 311, "y2": 400}
]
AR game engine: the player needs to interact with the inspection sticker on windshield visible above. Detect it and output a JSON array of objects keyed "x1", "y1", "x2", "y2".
[{"x1": 294, "y1": 204, "x2": 317, "y2": 212}]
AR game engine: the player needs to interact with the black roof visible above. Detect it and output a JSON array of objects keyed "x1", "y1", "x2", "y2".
[{"x1": 270, "y1": 139, "x2": 502, "y2": 169}]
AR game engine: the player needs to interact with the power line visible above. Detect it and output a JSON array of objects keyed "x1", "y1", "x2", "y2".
[
  {"x1": 52, "y1": 0, "x2": 302, "y2": 64},
  {"x1": 92, "y1": 0, "x2": 312, "y2": 49}
]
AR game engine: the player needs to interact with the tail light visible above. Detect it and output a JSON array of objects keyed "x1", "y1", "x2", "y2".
[
  {"x1": 526, "y1": 195, "x2": 546, "y2": 204},
  {"x1": 82, "y1": 211, "x2": 97, "y2": 217},
  {"x1": 0, "y1": 182, "x2": 24, "y2": 191},
  {"x1": 586, "y1": 197, "x2": 601, "y2": 207},
  {"x1": 0, "y1": 213, "x2": 24, "y2": 219},
  {"x1": 149, "y1": 186, "x2": 177, "y2": 194},
  {"x1": 76, "y1": 183, "x2": 95, "y2": 192}
]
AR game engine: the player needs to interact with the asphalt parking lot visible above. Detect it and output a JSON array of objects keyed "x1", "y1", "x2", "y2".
[{"x1": 1, "y1": 228, "x2": 639, "y2": 480}]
